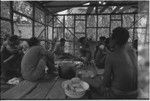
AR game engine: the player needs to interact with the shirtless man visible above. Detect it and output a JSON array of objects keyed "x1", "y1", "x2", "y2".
[
  {"x1": 53, "y1": 38, "x2": 66, "y2": 59},
  {"x1": 103, "y1": 27, "x2": 138, "y2": 99},
  {"x1": 1, "y1": 35, "x2": 23, "y2": 81},
  {"x1": 21, "y1": 37, "x2": 55, "y2": 81}
]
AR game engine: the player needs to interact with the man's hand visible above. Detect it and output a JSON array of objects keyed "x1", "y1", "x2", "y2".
[{"x1": 45, "y1": 66, "x2": 49, "y2": 74}]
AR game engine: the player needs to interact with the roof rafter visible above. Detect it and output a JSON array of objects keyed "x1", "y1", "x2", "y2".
[
  {"x1": 86, "y1": 1, "x2": 97, "y2": 14},
  {"x1": 28, "y1": 1, "x2": 138, "y2": 15},
  {"x1": 44, "y1": 1, "x2": 138, "y2": 8},
  {"x1": 99, "y1": 6, "x2": 109, "y2": 14},
  {"x1": 28, "y1": 1, "x2": 50, "y2": 15},
  {"x1": 111, "y1": 6, "x2": 121, "y2": 13},
  {"x1": 86, "y1": 7, "x2": 94, "y2": 14},
  {"x1": 40, "y1": 1, "x2": 53, "y2": 5},
  {"x1": 118, "y1": 6, "x2": 132, "y2": 13}
]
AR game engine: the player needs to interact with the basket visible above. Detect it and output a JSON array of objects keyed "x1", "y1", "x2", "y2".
[{"x1": 62, "y1": 80, "x2": 89, "y2": 98}]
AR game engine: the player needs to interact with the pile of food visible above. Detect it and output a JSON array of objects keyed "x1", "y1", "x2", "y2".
[
  {"x1": 62, "y1": 78, "x2": 89, "y2": 98},
  {"x1": 58, "y1": 62, "x2": 76, "y2": 79},
  {"x1": 77, "y1": 70, "x2": 95, "y2": 78}
]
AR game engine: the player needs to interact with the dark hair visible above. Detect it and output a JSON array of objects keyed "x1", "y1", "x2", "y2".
[
  {"x1": 3, "y1": 34, "x2": 10, "y2": 41},
  {"x1": 99, "y1": 36, "x2": 106, "y2": 41},
  {"x1": 78, "y1": 37, "x2": 86, "y2": 44},
  {"x1": 105, "y1": 38, "x2": 110, "y2": 45},
  {"x1": 60, "y1": 38, "x2": 66, "y2": 42},
  {"x1": 28, "y1": 37, "x2": 40, "y2": 47},
  {"x1": 112, "y1": 27, "x2": 129, "y2": 46},
  {"x1": 8, "y1": 35, "x2": 20, "y2": 45}
]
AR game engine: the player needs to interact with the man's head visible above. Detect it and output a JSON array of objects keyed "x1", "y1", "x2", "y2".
[
  {"x1": 105, "y1": 38, "x2": 110, "y2": 45},
  {"x1": 78, "y1": 37, "x2": 87, "y2": 45},
  {"x1": 3, "y1": 34, "x2": 10, "y2": 41},
  {"x1": 60, "y1": 38, "x2": 66, "y2": 46},
  {"x1": 28, "y1": 37, "x2": 40, "y2": 47},
  {"x1": 7, "y1": 35, "x2": 20, "y2": 49},
  {"x1": 111, "y1": 27, "x2": 129, "y2": 47},
  {"x1": 99, "y1": 36, "x2": 106, "y2": 43}
]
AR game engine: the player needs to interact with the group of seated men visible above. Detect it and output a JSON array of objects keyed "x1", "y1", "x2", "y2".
[{"x1": 0, "y1": 27, "x2": 138, "y2": 99}]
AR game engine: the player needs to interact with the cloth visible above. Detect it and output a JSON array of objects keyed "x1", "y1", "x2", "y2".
[{"x1": 103, "y1": 45, "x2": 138, "y2": 98}]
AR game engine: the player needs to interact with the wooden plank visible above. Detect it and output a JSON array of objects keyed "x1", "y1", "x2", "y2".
[
  {"x1": 1, "y1": 80, "x2": 38, "y2": 100},
  {"x1": 0, "y1": 84, "x2": 14, "y2": 94},
  {"x1": 23, "y1": 77, "x2": 58, "y2": 100},
  {"x1": 46, "y1": 78, "x2": 66, "y2": 100},
  {"x1": 53, "y1": 12, "x2": 138, "y2": 16}
]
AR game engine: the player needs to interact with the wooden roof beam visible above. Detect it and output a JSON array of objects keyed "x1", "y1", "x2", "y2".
[
  {"x1": 133, "y1": 9, "x2": 138, "y2": 13},
  {"x1": 99, "y1": 6, "x2": 109, "y2": 14},
  {"x1": 40, "y1": 1, "x2": 53, "y2": 5},
  {"x1": 44, "y1": 1, "x2": 89, "y2": 8},
  {"x1": 28, "y1": 1, "x2": 50, "y2": 15},
  {"x1": 86, "y1": 1, "x2": 98, "y2": 14},
  {"x1": 86, "y1": 6, "x2": 94, "y2": 14},
  {"x1": 118, "y1": 6, "x2": 131, "y2": 13},
  {"x1": 111, "y1": 6, "x2": 121, "y2": 13},
  {"x1": 44, "y1": 2, "x2": 138, "y2": 8}
]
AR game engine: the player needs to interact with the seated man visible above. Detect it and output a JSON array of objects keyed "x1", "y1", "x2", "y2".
[
  {"x1": 103, "y1": 27, "x2": 138, "y2": 99},
  {"x1": 53, "y1": 38, "x2": 66, "y2": 59},
  {"x1": 78, "y1": 37, "x2": 92, "y2": 64},
  {"x1": 21, "y1": 37, "x2": 55, "y2": 82},
  {"x1": 1, "y1": 35, "x2": 23, "y2": 82},
  {"x1": 94, "y1": 36, "x2": 110, "y2": 69}
]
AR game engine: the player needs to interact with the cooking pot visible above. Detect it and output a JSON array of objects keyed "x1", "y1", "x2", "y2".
[{"x1": 58, "y1": 61, "x2": 76, "y2": 79}]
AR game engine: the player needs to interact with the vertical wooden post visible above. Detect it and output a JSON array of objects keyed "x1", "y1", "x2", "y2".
[
  {"x1": 96, "y1": 6, "x2": 98, "y2": 41},
  {"x1": 44, "y1": 13, "x2": 47, "y2": 49},
  {"x1": 32, "y1": 3, "x2": 35, "y2": 37},
  {"x1": 52, "y1": 16, "x2": 54, "y2": 40},
  {"x1": 85, "y1": 15, "x2": 87, "y2": 37},
  {"x1": 109, "y1": 15, "x2": 111, "y2": 37},
  {"x1": 133, "y1": 14, "x2": 136, "y2": 45},
  {"x1": 10, "y1": 1, "x2": 14, "y2": 35},
  {"x1": 46, "y1": 26, "x2": 48, "y2": 49},
  {"x1": 73, "y1": 15, "x2": 76, "y2": 55},
  {"x1": 121, "y1": 14, "x2": 123, "y2": 27},
  {"x1": 63, "y1": 15, "x2": 65, "y2": 38},
  {"x1": 46, "y1": 15, "x2": 48, "y2": 40},
  {"x1": 46, "y1": 16, "x2": 48, "y2": 40}
]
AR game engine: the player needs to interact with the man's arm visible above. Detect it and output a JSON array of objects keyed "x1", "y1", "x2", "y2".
[
  {"x1": 40, "y1": 46, "x2": 54, "y2": 60},
  {"x1": 94, "y1": 46, "x2": 99, "y2": 59},
  {"x1": 52, "y1": 44, "x2": 61, "y2": 55},
  {"x1": 103, "y1": 54, "x2": 112, "y2": 88}
]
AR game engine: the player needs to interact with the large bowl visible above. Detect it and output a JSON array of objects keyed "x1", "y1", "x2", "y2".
[{"x1": 62, "y1": 80, "x2": 89, "y2": 98}]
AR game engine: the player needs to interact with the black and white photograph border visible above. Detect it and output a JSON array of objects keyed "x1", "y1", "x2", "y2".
[{"x1": 0, "y1": 0, "x2": 149, "y2": 100}]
